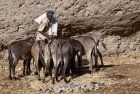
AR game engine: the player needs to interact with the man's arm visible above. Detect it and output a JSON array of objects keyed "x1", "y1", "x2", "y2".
[{"x1": 38, "y1": 17, "x2": 49, "y2": 32}]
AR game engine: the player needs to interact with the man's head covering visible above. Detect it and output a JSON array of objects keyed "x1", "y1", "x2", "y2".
[{"x1": 46, "y1": 10, "x2": 54, "y2": 17}]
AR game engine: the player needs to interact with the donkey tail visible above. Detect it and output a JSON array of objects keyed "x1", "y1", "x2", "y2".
[
  {"x1": 8, "y1": 46, "x2": 13, "y2": 65},
  {"x1": 99, "y1": 40, "x2": 107, "y2": 51},
  {"x1": 93, "y1": 36, "x2": 107, "y2": 51},
  {"x1": 8, "y1": 47, "x2": 13, "y2": 61},
  {"x1": 60, "y1": 40, "x2": 66, "y2": 62}
]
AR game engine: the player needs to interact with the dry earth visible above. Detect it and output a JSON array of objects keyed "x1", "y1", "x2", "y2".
[{"x1": 0, "y1": 52, "x2": 139, "y2": 94}]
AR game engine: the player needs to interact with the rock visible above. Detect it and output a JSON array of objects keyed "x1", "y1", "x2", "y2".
[
  {"x1": 0, "y1": 86, "x2": 2, "y2": 90},
  {"x1": 94, "y1": 83, "x2": 100, "y2": 90},
  {"x1": 0, "y1": 0, "x2": 140, "y2": 56},
  {"x1": 30, "y1": 80, "x2": 46, "y2": 91},
  {"x1": 30, "y1": 81, "x2": 100, "y2": 93}
]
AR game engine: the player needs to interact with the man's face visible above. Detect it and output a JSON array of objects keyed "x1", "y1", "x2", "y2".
[{"x1": 47, "y1": 15, "x2": 52, "y2": 21}]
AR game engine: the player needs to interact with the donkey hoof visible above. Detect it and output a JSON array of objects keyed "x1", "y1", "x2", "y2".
[
  {"x1": 38, "y1": 78, "x2": 41, "y2": 81},
  {"x1": 26, "y1": 71, "x2": 31, "y2": 75},
  {"x1": 101, "y1": 64, "x2": 104, "y2": 67},
  {"x1": 56, "y1": 78, "x2": 59, "y2": 82},
  {"x1": 9, "y1": 76, "x2": 12, "y2": 80},
  {"x1": 34, "y1": 72, "x2": 38, "y2": 75},
  {"x1": 90, "y1": 70, "x2": 95, "y2": 74},
  {"x1": 23, "y1": 72, "x2": 25, "y2": 75},
  {"x1": 52, "y1": 81, "x2": 55, "y2": 84},
  {"x1": 64, "y1": 79, "x2": 69, "y2": 83}
]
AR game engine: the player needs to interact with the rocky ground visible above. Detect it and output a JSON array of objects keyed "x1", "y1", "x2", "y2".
[{"x1": 0, "y1": 52, "x2": 139, "y2": 94}]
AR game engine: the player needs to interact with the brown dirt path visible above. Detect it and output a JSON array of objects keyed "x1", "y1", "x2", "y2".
[{"x1": 0, "y1": 52, "x2": 139, "y2": 94}]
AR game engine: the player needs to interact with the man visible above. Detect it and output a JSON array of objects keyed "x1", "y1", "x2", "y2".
[{"x1": 36, "y1": 10, "x2": 58, "y2": 40}]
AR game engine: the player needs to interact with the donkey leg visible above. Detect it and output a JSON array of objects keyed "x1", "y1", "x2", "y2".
[
  {"x1": 70, "y1": 56, "x2": 75, "y2": 74},
  {"x1": 12, "y1": 59, "x2": 19, "y2": 79},
  {"x1": 28, "y1": 59, "x2": 32, "y2": 75},
  {"x1": 9, "y1": 63, "x2": 12, "y2": 79},
  {"x1": 97, "y1": 49, "x2": 104, "y2": 67},
  {"x1": 94, "y1": 54, "x2": 98, "y2": 68},
  {"x1": 46, "y1": 59, "x2": 52, "y2": 76},
  {"x1": 23, "y1": 60, "x2": 26, "y2": 75},
  {"x1": 33, "y1": 55, "x2": 39, "y2": 75},
  {"x1": 90, "y1": 56, "x2": 94, "y2": 74},
  {"x1": 8, "y1": 55, "x2": 13, "y2": 79},
  {"x1": 36, "y1": 62, "x2": 40, "y2": 80},
  {"x1": 56, "y1": 62, "x2": 61, "y2": 82},
  {"x1": 43, "y1": 66, "x2": 46, "y2": 83},
  {"x1": 26, "y1": 59, "x2": 31, "y2": 75},
  {"x1": 42, "y1": 58, "x2": 49, "y2": 83},
  {"x1": 52, "y1": 67, "x2": 57, "y2": 84},
  {"x1": 52, "y1": 60, "x2": 60, "y2": 84},
  {"x1": 77, "y1": 54, "x2": 82, "y2": 75},
  {"x1": 34, "y1": 61, "x2": 38, "y2": 75},
  {"x1": 63, "y1": 58, "x2": 69, "y2": 83},
  {"x1": 94, "y1": 55, "x2": 100, "y2": 71},
  {"x1": 87, "y1": 51, "x2": 93, "y2": 73}
]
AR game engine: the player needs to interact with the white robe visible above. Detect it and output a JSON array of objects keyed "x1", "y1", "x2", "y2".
[{"x1": 35, "y1": 13, "x2": 58, "y2": 36}]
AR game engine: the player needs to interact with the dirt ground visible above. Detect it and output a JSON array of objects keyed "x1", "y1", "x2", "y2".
[{"x1": 0, "y1": 52, "x2": 140, "y2": 94}]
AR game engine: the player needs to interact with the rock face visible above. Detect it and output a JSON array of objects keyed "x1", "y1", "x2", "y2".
[{"x1": 0, "y1": 0, "x2": 140, "y2": 58}]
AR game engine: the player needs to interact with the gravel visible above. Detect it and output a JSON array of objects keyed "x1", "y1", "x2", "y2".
[{"x1": 31, "y1": 81, "x2": 100, "y2": 93}]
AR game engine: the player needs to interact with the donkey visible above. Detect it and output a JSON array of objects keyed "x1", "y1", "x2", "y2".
[
  {"x1": 56, "y1": 39, "x2": 85, "y2": 77},
  {"x1": 44, "y1": 39, "x2": 64, "y2": 83},
  {"x1": 8, "y1": 37, "x2": 35, "y2": 79},
  {"x1": 66, "y1": 38, "x2": 85, "y2": 75},
  {"x1": 44, "y1": 38, "x2": 85, "y2": 84},
  {"x1": 50, "y1": 39, "x2": 74, "y2": 84},
  {"x1": 72, "y1": 36, "x2": 98, "y2": 73},
  {"x1": 31, "y1": 40, "x2": 49, "y2": 81},
  {"x1": 84, "y1": 34, "x2": 107, "y2": 67}
]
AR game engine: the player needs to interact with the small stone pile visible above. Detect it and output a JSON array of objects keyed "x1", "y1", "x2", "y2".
[{"x1": 31, "y1": 81, "x2": 100, "y2": 93}]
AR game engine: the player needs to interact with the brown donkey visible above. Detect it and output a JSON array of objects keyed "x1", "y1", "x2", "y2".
[{"x1": 8, "y1": 37, "x2": 35, "y2": 79}]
